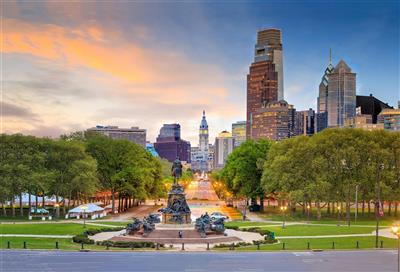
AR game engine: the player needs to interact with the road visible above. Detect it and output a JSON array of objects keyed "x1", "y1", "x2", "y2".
[{"x1": 1, "y1": 250, "x2": 397, "y2": 272}]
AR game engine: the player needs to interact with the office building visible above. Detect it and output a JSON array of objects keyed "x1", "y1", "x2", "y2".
[
  {"x1": 251, "y1": 100, "x2": 290, "y2": 141},
  {"x1": 356, "y1": 94, "x2": 393, "y2": 123},
  {"x1": 295, "y1": 108, "x2": 315, "y2": 136},
  {"x1": 316, "y1": 50, "x2": 334, "y2": 132},
  {"x1": 247, "y1": 28, "x2": 284, "y2": 139},
  {"x1": 232, "y1": 121, "x2": 246, "y2": 148},
  {"x1": 87, "y1": 125, "x2": 146, "y2": 147},
  {"x1": 214, "y1": 131, "x2": 235, "y2": 169},
  {"x1": 327, "y1": 60, "x2": 356, "y2": 127},
  {"x1": 154, "y1": 123, "x2": 191, "y2": 163}
]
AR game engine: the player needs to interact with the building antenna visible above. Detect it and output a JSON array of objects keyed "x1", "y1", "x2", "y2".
[{"x1": 329, "y1": 48, "x2": 332, "y2": 65}]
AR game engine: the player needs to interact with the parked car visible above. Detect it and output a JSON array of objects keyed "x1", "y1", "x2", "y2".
[{"x1": 210, "y1": 212, "x2": 229, "y2": 221}]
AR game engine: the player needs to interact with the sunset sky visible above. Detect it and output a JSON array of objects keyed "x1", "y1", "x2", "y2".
[{"x1": 2, "y1": 1, "x2": 399, "y2": 144}]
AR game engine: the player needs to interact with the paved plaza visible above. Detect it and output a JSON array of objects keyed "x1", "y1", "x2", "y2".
[{"x1": 1, "y1": 250, "x2": 397, "y2": 272}]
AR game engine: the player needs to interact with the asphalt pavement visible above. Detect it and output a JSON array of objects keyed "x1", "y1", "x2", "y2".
[{"x1": 0, "y1": 250, "x2": 397, "y2": 272}]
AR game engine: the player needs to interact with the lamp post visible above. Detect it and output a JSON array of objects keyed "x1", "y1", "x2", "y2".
[
  {"x1": 306, "y1": 204, "x2": 311, "y2": 221},
  {"x1": 81, "y1": 205, "x2": 88, "y2": 228},
  {"x1": 280, "y1": 206, "x2": 287, "y2": 229},
  {"x1": 391, "y1": 225, "x2": 399, "y2": 272},
  {"x1": 375, "y1": 163, "x2": 384, "y2": 248},
  {"x1": 337, "y1": 205, "x2": 341, "y2": 223}
]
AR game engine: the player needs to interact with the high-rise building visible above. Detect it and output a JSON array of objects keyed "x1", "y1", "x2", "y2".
[
  {"x1": 154, "y1": 123, "x2": 191, "y2": 163},
  {"x1": 87, "y1": 125, "x2": 146, "y2": 147},
  {"x1": 295, "y1": 108, "x2": 315, "y2": 136},
  {"x1": 251, "y1": 100, "x2": 290, "y2": 141},
  {"x1": 191, "y1": 111, "x2": 210, "y2": 172},
  {"x1": 157, "y1": 124, "x2": 181, "y2": 140},
  {"x1": 232, "y1": 121, "x2": 246, "y2": 148},
  {"x1": 247, "y1": 28, "x2": 284, "y2": 139},
  {"x1": 288, "y1": 105, "x2": 297, "y2": 138},
  {"x1": 356, "y1": 94, "x2": 393, "y2": 124},
  {"x1": 316, "y1": 50, "x2": 334, "y2": 132},
  {"x1": 326, "y1": 60, "x2": 356, "y2": 127},
  {"x1": 214, "y1": 131, "x2": 235, "y2": 169}
]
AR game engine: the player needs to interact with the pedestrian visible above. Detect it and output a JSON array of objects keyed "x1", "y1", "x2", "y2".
[{"x1": 178, "y1": 230, "x2": 183, "y2": 238}]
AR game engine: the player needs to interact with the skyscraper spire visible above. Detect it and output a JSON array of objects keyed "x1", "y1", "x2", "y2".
[
  {"x1": 329, "y1": 48, "x2": 332, "y2": 65},
  {"x1": 203, "y1": 110, "x2": 205, "y2": 116}
]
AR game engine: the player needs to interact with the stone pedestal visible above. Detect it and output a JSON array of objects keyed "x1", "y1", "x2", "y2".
[{"x1": 160, "y1": 183, "x2": 191, "y2": 224}]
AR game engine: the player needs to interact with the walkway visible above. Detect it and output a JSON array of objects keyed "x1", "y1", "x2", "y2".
[{"x1": 0, "y1": 234, "x2": 73, "y2": 238}]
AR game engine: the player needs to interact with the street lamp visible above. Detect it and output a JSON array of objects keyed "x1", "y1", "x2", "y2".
[
  {"x1": 81, "y1": 205, "x2": 88, "y2": 228},
  {"x1": 306, "y1": 204, "x2": 311, "y2": 221},
  {"x1": 391, "y1": 225, "x2": 399, "y2": 272},
  {"x1": 280, "y1": 206, "x2": 287, "y2": 229}
]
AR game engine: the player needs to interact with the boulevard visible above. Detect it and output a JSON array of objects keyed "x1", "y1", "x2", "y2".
[{"x1": 1, "y1": 250, "x2": 397, "y2": 272}]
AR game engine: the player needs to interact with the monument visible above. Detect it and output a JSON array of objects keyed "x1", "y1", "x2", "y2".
[{"x1": 159, "y1": 157, "x2": 191, "y2": 224}]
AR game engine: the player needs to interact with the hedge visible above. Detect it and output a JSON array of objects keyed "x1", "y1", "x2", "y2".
[{"x1": 97, "y1": 240, "x2": 162, "y2": 248}]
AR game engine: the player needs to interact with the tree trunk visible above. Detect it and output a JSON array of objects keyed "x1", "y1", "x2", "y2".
[
  {"x1": 42, "y1": 194, "x2": 45, "y2": 207},
  {"x1": 28, "y1": 193, "x2": 31, "y2": 214},
  {"x1": 368, "y1": 201, "x2": 371, "y2": 215},
  {"x1": 2, "y1": 202, "x2": 6, "y2": 216},
  {"x1": 395, "y1": 202, "x2": 398, "y2": 216},
  {"x1": 362, "y1": 200, "x2": 365, "y2": 216},
  {"x1": 388, "y1": 201, "x2": 392, "y2": 216},
  {"x1": 62, "y1": 199, "x2": 66, "y2": 216},
  {"x1": 19, "y1": 192, "x2": 23, "y2": 217},
  {"x1": 327, "y1": 202, "x2": 331, "y2": 215},
  {"x1": 11, "y1": 196, "x2": 15, "y2": 217},
  {"x1": 260, "y1": 197, "x2": 264, "y2": 212},
  {"x1": 316, "y1": 201, "x2": 321, "y2": 220},
  {"x1": 111, "y1": 191, "x2": 116, "y2": 214}
]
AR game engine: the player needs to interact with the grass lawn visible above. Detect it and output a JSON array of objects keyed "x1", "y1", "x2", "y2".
[
  {"x1": 92, "y1": 221, "x2": 129, "y2": 227},
  {"x1": 256, "y1": 207, "x2": 399, "y2": 226},
  {"x1": 217, "y1": 236, "x2": 397, "y2": 251},
  {"x1": 226, "y1": 221, "x2": 380, "y2": 236},
  {"x1": 0, "y1": 237, "x2": 159, "y2": 251},
  {"x1": 0, "y1": 223, "x2": 121, "y2": 235}
]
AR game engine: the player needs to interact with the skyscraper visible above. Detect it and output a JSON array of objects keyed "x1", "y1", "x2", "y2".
[
  {"x1": 231, "y1": 121, "x2": 246, "y2": 148},
  {"x1": 327, "y1": 60, "x2": 356, "y2": 127},
  {"x1": 247, "y1": 28, "x2": 284, "y2": 139},
  {"x1": 214, "y1": 131, "x2": 235, "y2": 169},
  {"x1": 316, "y1": 50, "x2": 334, "y2": 132},
  {"x1": 191, "y1": 111, "x2": 210, "y2": 172},
  {"x1": 251, "y1": 100, "x2": 290, "y2": 141},
  {"x1": 154, "y1": 124, "x2": 191, "y2": 163},
  {"x1": 294, "y1": 108, "x2": 316, "y2": 136}
]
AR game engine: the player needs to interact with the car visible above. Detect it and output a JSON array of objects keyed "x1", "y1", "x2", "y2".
[{"x1": 210, "y1": 212, "x2": 229, "y2": 221}]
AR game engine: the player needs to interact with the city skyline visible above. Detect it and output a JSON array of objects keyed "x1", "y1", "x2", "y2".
[{"x1": 2, "y1": 1, "x2": 399, "y2": 144}]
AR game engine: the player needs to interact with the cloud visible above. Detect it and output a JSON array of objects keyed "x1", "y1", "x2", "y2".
[
  {"x1": 1, "y1": 101, "x2": 41, "y2": 123},
  {"x1": 1, "y1": 17, "x2": 241, "y2": 143}
]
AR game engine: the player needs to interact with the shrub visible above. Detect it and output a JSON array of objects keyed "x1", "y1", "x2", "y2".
[
  {"x1": 225, "y1": 225, "x2": 239, "y2": 230},
  {"x1": 97, "y1": 240, "x2": 163, "y2": 248},
  {"x1": 72, "y1": 234, "x2": 94, "y2": 244},
  {"x1": 213, "y1": 241, "x2": 252, "y2": 248},
  {"x1": 84, "y1": 227, "x2": 125, "y2": 236}
]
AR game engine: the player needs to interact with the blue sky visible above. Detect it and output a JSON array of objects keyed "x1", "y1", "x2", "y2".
[{"x1": 2, "y1": 1, "x2": 399, "y2": 144}]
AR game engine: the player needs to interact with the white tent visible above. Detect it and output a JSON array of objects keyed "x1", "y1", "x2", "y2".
[{"x1": 66, "y1": 203, "x2": 107, "y2": 219}]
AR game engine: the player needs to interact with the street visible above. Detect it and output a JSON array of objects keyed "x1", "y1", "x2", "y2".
[{"x1": 0, "y1": 250, "x2": 397, "y2": 272}]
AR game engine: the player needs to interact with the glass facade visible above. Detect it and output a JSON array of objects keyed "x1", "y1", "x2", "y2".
[{"x1": 327, "y1": 60, "x2": 356, "y2": 127}]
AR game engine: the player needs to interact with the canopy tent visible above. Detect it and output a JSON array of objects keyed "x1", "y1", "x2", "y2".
[{"x1": 66, "y1": 203, "x2": 107, "y2": 219}]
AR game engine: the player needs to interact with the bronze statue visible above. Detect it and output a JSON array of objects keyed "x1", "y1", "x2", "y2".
[{"x1": 171, "y1": 157, "x2": 183, "y2": 184}]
